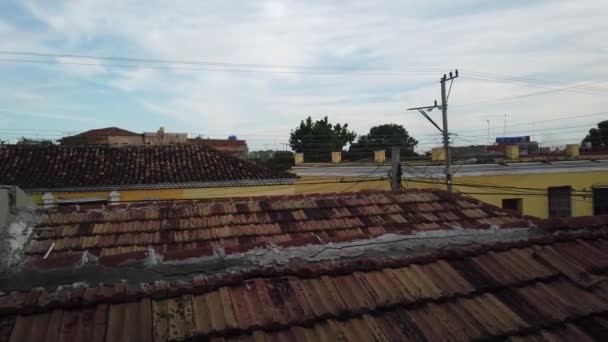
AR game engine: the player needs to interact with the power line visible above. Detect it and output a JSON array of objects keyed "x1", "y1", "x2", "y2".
[
  {"x1": 3, "y1": 51, "x2": 608, "y2": 91},
  {"x1": 452, "y1": 111, "x2": 608, "y2": 134},
  {"x1": 339, "y1": 165, "x2": 387, "y2": 194},
  {"x1": 460, "y1": 72, "x2": 608, "y2": 93},
  {"x1": 0, "y1": 58, "x2": 435, "y2": 77},
  {"x1": 455, "y1": 123, "x2": 598, "y2": 139},
  {"x1": 0, "y1": 50, "x2": 443, "y2": 72},
  {"x1": 404, "y1": 178, "x2": 592, "y2": 194},
  {"x1": 452, "y1": 80, "x2": 608, "y2": 107},
  {"x1": 461, "y1": 75, "x2": 608, "y2": 97},
  {"x1": 3, "y1": 50, "x2": 608, "y2": 97}
]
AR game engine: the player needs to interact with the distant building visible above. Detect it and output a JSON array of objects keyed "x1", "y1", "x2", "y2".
[
  {"x1": 60, "y1": 126, "x2": 187, "y2": 146},
  {"x1": 142, "y1": 127, "x2": 188, "y2": 145},
  {"x1": 59, "y1": 127, "x2": 142, "y2": 145},
  {"x1": 188, "y1": 137, "x2": 248, "y2": 158},
  {"x1": 60, "y1": 127, "x2": 248, "y2": 157}
]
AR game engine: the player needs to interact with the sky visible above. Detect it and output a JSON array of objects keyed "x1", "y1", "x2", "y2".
[{"x1": 0, "y1": 0, "x2": 607, "y2": 151}]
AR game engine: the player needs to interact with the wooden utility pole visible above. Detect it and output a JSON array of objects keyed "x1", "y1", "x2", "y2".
[
  {"x1": 390, "y1": 146, "x2": 402, "y2": 190},
  {"x1": 407, "y1": 70, "x2": 458, "y2": 192}
]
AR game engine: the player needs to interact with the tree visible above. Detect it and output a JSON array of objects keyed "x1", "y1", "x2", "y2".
[
  {"x1": 348, "y1": 124, "x2": 418, "y2": 160},
  {"x1": 252, "y1": 151, "x2": 294, "y2": 172},
  {"x1": 583, "y1": 120, "x2": 608, "y2": 147},
  {"x1": 289, "y1": 116, "x2": 356, "y2": 162}
]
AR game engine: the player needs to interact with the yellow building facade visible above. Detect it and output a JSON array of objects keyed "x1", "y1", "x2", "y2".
[
  {"x1": 29, "y1": 177, "x2": 390, "y2": 206},
  {"x1": 29, "y1": 169, "x2": 606, "y2": 219},
  {"x1": 404, "y1": 171, "x2": 607, "y2": 218}
]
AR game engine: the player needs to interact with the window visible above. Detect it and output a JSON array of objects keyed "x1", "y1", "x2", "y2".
[
  {"x1": 548, "y1": 186, "x2": 572, "y2": 218},
  {"x1": 593, "y1": 187, "x2": 608, "y2": 215},
  {"x1": 502, "y1": 198, "x2": 522, "y2": 213}
]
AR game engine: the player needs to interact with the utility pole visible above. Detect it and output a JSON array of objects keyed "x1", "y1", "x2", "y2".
[
  {"x1": 440, "y1": 74, "x2": 453, "y2": 192},
  {"x1": 407, "y1": 70, "x2": 459, "y2": 192},
  {"x1": 486, "y1": 120, "x2": 490, "y2": 146},
  {"x1": 390, "y1": 146, "x2": 402, "y2": 190}
]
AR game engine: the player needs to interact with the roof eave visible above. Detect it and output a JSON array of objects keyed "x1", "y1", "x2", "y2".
[{"x1": 23, "y1": 178, "x2": 296, "y2": 193}]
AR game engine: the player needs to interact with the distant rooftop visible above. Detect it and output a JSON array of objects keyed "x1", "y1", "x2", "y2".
[
  {"x1": 0, "y1": 144, "x2": 294, "y2": 192},
  {"x1": 64, "y1": 127, "x2": 139, "y2": 138}
]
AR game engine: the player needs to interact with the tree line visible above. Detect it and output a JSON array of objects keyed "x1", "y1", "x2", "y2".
[
  {"x1": 289, "y1": 116, "x2": 608, "y2": 162},
  {"x1": 289, "y1": 116, "x2": 419, "y2": 162}
]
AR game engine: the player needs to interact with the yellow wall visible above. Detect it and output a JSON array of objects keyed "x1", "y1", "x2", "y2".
[
  {"x1": 403, "y1": 171, "x2": 608, "y2": 218},
  {"x1": 28, "y1": 170, "x2": 608, "y2": 219},
  {"x1": 29, "y1": 177, "x2": 392, "y2": 205}
]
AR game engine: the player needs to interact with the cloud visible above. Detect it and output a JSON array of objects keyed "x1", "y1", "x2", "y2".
[
  {"x1": 109, "y1": 68, "x2": 157, "y2": 92},
  {"x1": 5, "y1": 0, "x2": 608, "y2": 150}
]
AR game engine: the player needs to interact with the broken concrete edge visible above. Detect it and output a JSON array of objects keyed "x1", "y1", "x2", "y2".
[
  {"x1": 0, "y1": 186, "x2": 38, "y2": 274},
  {"x1": 0, "y1": 223, "x2": 595, "y2": 294}
]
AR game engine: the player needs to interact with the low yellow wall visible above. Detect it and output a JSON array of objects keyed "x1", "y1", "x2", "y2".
[
  {"x1": 404, "y1": 171, "x2": 608, "y2": 218},
  {"x1": 28, "y1": 178, "x2": 392, "y2": 205},
  {"x1": 28, "y1": 170, "x2": 607, "y2": 219}
]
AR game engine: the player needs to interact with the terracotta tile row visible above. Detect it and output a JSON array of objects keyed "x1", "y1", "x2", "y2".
[
  {"x1": 0, "y1": 145, "x2": 294, "y2": 190},
  {"x1": 25, "y1": 220, "x2": 601, "y2": 273},
  {"x1": 5, "y1": 222, "x2": 608, "y2": 341},
  {"x1": 5, "y1": 275, "x2": 606, "y2": 342},
  {"x1": 7, "y1": 237, "x2": 603, "y2": 316},
  {"x1": 37, "y1": 208, "x2": 486, "y2": 239},
  {"x1": 37, "y1": 190, "x2": 494, "y2": 227},
  {"x1": 26, "y1": 214, "x2": 519, "y2": 257}
]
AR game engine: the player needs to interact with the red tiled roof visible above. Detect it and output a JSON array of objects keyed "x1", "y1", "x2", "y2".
[
  {"x1": 65, "y1": 127, "x2": 139, "y2": 138},
  {"x1": 22, "y1": 189, "x2": 527, "y2": 265},
  {"x1": 0, "y1": 144, "x2": 294, "y2": 191},
  {"x1": 2, "y1": 190, "x2": 608, "y2": 341}
]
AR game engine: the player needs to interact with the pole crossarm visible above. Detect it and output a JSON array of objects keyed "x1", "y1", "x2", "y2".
[
  {"x1": 406, "y1": 105, "x2": 441, "y2": 111},
  {"x1": 416, "y1": 109, "x2": 443, "y2": 134}
]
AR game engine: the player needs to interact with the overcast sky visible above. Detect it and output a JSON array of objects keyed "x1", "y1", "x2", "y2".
[{"x1": 0, "y1": 0, "x2": 607, "y2": 150}]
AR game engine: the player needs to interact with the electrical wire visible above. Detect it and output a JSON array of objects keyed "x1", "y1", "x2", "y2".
[
  {"x1": 339, "y1": 164, "x2": 387, "y2": 194},
  {"x1": 460, "y1": 72, "x2": 608, "y2": 94},
  {"x1": 452, "y1": 80, "x2": 608, "y2": 107},
  {"x1": 3, "y1": 51, "x2": 608, "y2": 93},
  {"x1": 0, "y1": 50, "x2": 443, "y2": 73},
  {"x1": 402, "y1": 178, "x2": 592, "y2": 194},
  {"x1": 452, "y1": 111, "x2": 608, "y2": 134},
  {"x1": 0, "y1": 58, "x2": 435, "y2": 77}
]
